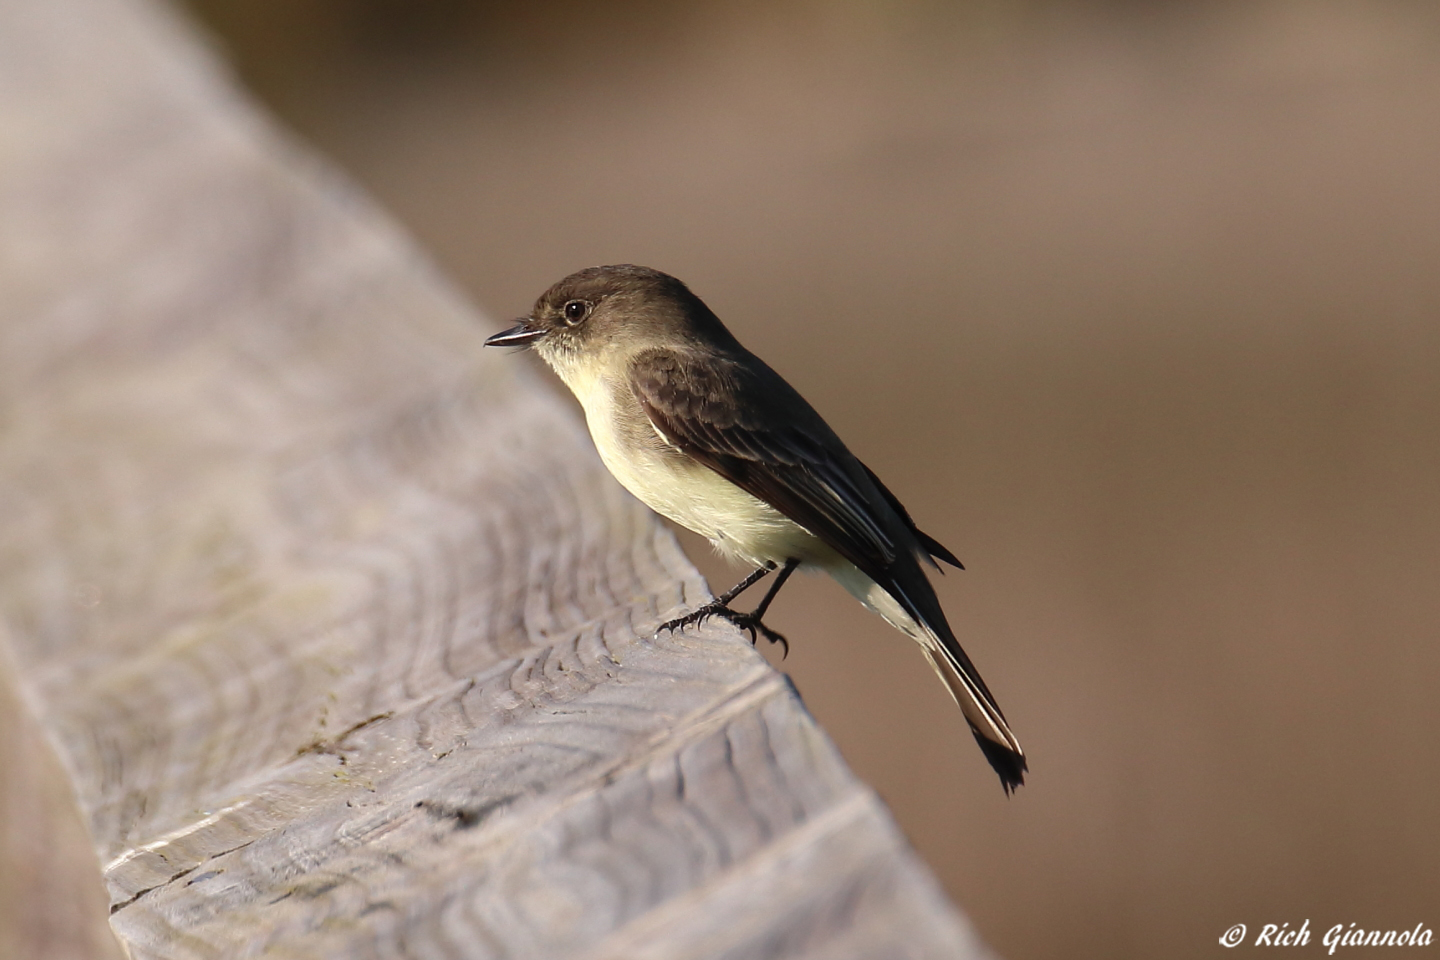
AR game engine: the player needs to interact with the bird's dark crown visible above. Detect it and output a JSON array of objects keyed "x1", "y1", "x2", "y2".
[{"x1": 526, "y1": 264, "x2": 740, "y2": 352}]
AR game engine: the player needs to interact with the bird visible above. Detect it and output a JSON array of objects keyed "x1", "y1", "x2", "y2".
[{"x1": 484, "y1": 264, "x2": 1025, "y2": 792}]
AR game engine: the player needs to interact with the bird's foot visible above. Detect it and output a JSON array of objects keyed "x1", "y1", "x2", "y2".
[
  {"x1": 657, "y1": 601, "x2": 789, "y2": 658},
  {"x1": 719, "y1": 608, "x2": 790, "y2": 658}
]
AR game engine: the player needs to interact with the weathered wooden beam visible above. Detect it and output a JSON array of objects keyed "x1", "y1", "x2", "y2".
[{"x1": 0, "y1": 0, "x2": 995, "y2": 957}]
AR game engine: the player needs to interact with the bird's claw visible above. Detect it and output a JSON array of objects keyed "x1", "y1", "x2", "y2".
[
  {"x1": 657, "y1": 602, "x2": 789, "y2": 658},
  {"x1": 726, "y1": 611, "x2": 789, "y2": 658},
  {"x1": 656, "y1": 603, "x2": 719, "y2": 636}
]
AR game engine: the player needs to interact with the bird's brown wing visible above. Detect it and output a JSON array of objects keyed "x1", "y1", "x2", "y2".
[
  {"x1": 628, "y1": 348, "x2": 902, "y2": 576},
  {"x1": 856, "y1": 459, "x2": 964, "y2": 570}
]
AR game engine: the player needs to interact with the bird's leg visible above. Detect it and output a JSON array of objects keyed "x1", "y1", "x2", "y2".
[
  {"x1": 716, "y1": 563, "x2": 778, "y2": 607},
  {"x1": 721, "y1": 558, "x2": 799, "y2": 656},
  {"x1": 657, "y1": 562, "x2": 774, "y2": 637},
  {"x1": 748, "y1": 558, "x2": 798, "y2": 622},
  {"x1": 657, "y1": 558, "x2": 801, "y2": 658}
]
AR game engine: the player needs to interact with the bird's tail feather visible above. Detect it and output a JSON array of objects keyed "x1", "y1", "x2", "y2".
[
  {"x1": 830, "y1": 561, "x2": 1027, "y2": 793},
  {"x1": 920, "y1": 646, "x2": 1027, "y2": 794}
]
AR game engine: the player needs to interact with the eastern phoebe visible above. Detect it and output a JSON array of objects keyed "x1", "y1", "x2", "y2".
[{"x1": 485, "y1": 265, "x2": 1025, "y2": 792}]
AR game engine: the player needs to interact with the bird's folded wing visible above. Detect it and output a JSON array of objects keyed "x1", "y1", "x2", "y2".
[{"x1": 628, "y1": 348, "x2": 900, "y2": 575}]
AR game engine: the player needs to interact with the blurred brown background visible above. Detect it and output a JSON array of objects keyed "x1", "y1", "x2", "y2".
[{"x1": 75, "y1": 0, "x2": 1440, "y2": 956}]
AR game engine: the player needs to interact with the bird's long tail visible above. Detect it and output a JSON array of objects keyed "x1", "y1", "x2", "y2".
[{"x1": 829, "y1": 562, "x2": 1027, "y2": 793}]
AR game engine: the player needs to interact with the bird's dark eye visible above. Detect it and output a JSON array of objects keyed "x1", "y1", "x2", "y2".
[{"x1": 562, "y1": 300, "x2": 590, "y2": 325}]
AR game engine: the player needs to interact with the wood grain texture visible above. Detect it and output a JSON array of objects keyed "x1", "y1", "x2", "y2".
[{"x1": 0, "y1": 0, "x2": 995, "y2": 957}]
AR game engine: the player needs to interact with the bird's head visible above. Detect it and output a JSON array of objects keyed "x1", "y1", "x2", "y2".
[{"x1": 483, "y1": 264, "x2": 736, "y2": 369}]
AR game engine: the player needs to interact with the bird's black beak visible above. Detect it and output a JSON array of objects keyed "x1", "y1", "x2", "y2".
[{"x1": 483, "y1": 319, "x2": 546, "y2": 348}]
